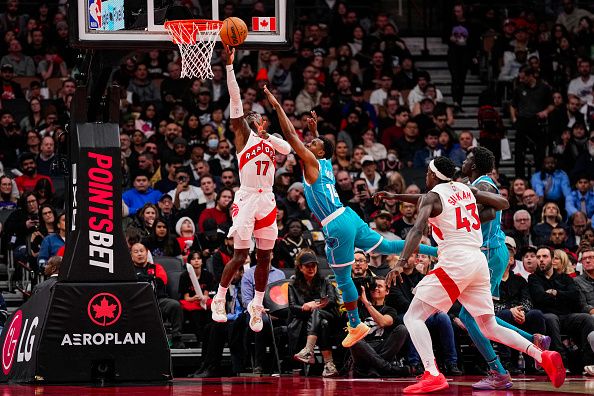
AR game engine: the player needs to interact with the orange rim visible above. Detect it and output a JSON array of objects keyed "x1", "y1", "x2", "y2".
[{"x1": 163, "y1": 19, "x2": 223, "y2": 32}]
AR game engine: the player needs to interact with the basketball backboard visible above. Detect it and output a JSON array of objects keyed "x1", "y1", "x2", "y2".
[{"x1": 71, "y1": 0, "x2": 292, "y2": 50}]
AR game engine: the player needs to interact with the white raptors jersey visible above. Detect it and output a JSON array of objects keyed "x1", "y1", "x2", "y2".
[
  {"x1": 428, "y1": 181, "x2": 483, "y2": 254},
  {"x1": 236, "y1": 132, "x2": 277, "y2": 189}
]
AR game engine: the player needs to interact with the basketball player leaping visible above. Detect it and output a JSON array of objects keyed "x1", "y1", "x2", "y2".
[
  {"x1": 212, "y1": 46, "x2": 292, "y2": 332},
  {"x1": 378, "y1": 156, "x2": 564, "y2": 394},
  {"x1": 263, "y1": 85, "x2": 438, "y2": 348}
]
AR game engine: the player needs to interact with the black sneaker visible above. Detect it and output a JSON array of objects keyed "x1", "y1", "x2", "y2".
[
  {"x1": 445, "y1": 362, "x2": 463, "y2": 376},
  {"x1": 386, "y1": 362, "x2": 412, "y2": 377}
]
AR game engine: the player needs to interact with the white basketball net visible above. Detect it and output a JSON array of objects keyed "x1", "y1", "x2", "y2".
[{"x1": 164, "y1": 20, "x2": 223, "y2": 80}]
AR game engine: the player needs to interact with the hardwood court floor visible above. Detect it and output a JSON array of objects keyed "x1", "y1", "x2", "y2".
[{"x1": 0, "y1": 375, "x2": 592, "y2": 395}]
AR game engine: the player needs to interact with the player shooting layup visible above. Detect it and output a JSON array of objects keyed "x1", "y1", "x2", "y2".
[
  {"x1": 212, "y1": 46, "x2": 291, "y2": 332},
  {"x1": 263, "y1": 85, "x2": 438, "y2": 348},
  {"x1": 378, "y1": 157, "x2": 565, "y2": 394}
]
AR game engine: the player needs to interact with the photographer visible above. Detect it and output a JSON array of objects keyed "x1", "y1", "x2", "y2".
[
  {"x1": 352, "y1": 250, "x2": 377, "y2": 279},
  {"x1": 289, "y1": 249, "x2": 340, "y2": 377},
  {"x1": 167, "y1": 166, "x2": 204, "y2": 210},
  {"x1": 387, "y1": 253, "x2": 462, "y2": 375},
  {"x1": 350, "y1": 276, "x2": 410, "y2": 377}
]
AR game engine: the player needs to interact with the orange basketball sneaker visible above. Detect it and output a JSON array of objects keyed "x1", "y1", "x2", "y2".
[
  {"x1": 403, "y1": 372, "x2": 449, "y2": 394},
  {"x1": 341, "y1": 323, "x2": 370, "y2": 348}
]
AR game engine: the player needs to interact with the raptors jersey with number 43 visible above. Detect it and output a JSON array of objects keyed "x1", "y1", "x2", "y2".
[
  {"x1": 428, "y1": 181, "x2": 483, "y2": 253},
  {"x1": 237, "y1": 132, "x2": 276, "y2": 189}
]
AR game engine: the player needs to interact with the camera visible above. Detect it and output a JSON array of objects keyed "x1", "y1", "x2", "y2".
[
  {"x1": 357, "y1": 184, "x2": 366, "y2": 193},
  {"x1": 353, "y1": 275, "x2": 377, "y2": 298}
]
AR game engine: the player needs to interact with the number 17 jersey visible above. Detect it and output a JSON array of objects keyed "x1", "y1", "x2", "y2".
[
  {"x1": 237, "y1": 132, "x2": 276, "y2": 189},
  {"x1": 303, "y1": 159, "x2": 342, "y2": 221}
]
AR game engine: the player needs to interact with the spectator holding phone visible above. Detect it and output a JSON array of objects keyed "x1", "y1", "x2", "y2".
[
  {"x1": 289, "y1": 249, "x2": 340, "y2": 377},
  {"x1": 168, "y1": 166, "x2": 204, "y2": 210}
]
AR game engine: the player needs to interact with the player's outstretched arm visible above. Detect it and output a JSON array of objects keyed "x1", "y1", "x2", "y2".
[
  {"x1": 253, "y1": 118, "x2": 291, "y2": 154},
  {"x1": 470, "y1": 186, "x2": 509, "y2": 211},
  {"x1": 225, "y1": 45, "x2": 250, "y2": 152},
  {"x1": 386, "y1": 193, "x2": 440, "y2": 286},
  {"x1": 472, "y1": 181, "x2": 497, "y2": 223},
  {"x1": 373, "y1": 191, "x2": 423, "y2": 206},
  {"x1": 263, "y1": 85, "x2": 319, "y2": 183}
]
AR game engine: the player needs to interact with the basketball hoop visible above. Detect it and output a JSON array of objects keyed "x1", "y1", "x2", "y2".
[{"x1": 164, "y1": 19, "x2": 223, "y2": 79}]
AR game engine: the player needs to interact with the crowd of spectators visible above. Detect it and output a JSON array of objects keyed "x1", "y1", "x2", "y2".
[{"x1": 0, "y1": 0, "x2": 593, "y2": 379}]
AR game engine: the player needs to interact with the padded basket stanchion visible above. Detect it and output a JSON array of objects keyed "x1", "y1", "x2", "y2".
[{"x1": 164, "y1": 19, "x2": 223, "y2": 79}]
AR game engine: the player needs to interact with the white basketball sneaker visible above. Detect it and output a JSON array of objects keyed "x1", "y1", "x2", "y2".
[
  {"x1": 247, "y1": 300, "x2": 265, "y2": 332},
  {"x1": 211, "y1": 298, "x2": 228, "y2": 322}
]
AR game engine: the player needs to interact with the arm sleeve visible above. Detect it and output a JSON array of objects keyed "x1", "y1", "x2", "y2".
[
  {"x1": 226, "y1": 65, "x2": 243, "y2": 119},
  {"x1": 267, "y1": 134, "x2": 292, "y2": 155},
  {"x1": 419, "y1": 244, "x2": 438, "y2": 257}
]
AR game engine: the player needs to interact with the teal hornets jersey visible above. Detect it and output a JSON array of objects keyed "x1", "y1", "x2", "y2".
[
  {"x1": 303, "y1": 159, "x2": 343, "y2": 221},
  {"x1": 472, "y1": 175, "x2": 506, "y2": 249}
]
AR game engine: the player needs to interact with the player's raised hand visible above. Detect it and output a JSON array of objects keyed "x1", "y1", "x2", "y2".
[
  {"x1": 254, "y1": 118, "x2": 269, "y2": 139},
  {"x1": 263, "y1": 85, "x2": 279, "y2": 108},
  {"x1": 306, "y1": 110, "x2": 318, "y2": 133},
  {"x1": 373, "y1": 191, "x2": 390, "y2": 206},
  {"x1": 385, "y1": 266, "x2": 404, "y2": 287},
  {"x1": 225, "y1": 44, "x2": 235, "y2": 65}
]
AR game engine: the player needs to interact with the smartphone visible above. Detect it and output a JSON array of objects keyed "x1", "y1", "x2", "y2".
[{"x1": 357, "y1": 184, "x2": 366, "y2": 192}]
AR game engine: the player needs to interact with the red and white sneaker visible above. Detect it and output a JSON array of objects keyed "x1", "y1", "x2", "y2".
[
  {"x1": 540, "y1": 350, "x2": 565, "y2": 388},
  {"x1": 403, "y1": 372, "x2": 448, "y2": 394}
]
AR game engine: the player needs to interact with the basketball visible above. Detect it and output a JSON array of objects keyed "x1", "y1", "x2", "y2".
[{"x1": 220, "y1": 17, "x2": 248, "y2": 46}]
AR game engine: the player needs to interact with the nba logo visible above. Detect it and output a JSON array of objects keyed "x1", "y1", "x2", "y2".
[{"x1": 89, "y1": 0, "x2": 102, "y2": 30}]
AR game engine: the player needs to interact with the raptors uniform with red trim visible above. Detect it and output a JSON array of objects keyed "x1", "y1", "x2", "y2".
[
  {"x1": 228, "y1": 132, "x2": 278, "y2": 245},
  {"x1": 413, "y1": 181, "x2": 494, "y2": 317}
]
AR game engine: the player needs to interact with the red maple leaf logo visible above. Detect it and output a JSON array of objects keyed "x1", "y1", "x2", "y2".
[
  {"x1": 260, "y1": 19, "x2": 268, "y2": 27},
  {"x1": 87, "y1": 292, "x2": 122, "y2": 327},
  {"x1": 92, "y1": 297, "x2": 117, "y2": 326}
]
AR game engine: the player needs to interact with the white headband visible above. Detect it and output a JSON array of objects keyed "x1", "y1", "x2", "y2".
[{"x1": 429, "y1": 159, "x2": 451, "y2": 181}]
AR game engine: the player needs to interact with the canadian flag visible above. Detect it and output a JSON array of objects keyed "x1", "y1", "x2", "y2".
[{"x1": 252, "y1": 17, "x2": 276, "y2": 32}]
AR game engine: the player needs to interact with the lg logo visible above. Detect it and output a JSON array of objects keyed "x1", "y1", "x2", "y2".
[{"x1": 2, "y1": 311, "x2": 39, "y2": 375}]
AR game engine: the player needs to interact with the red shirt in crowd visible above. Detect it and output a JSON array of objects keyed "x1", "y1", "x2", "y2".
[{"x1": 15, "y1": 174, "x2": 53, "y2": 194}]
